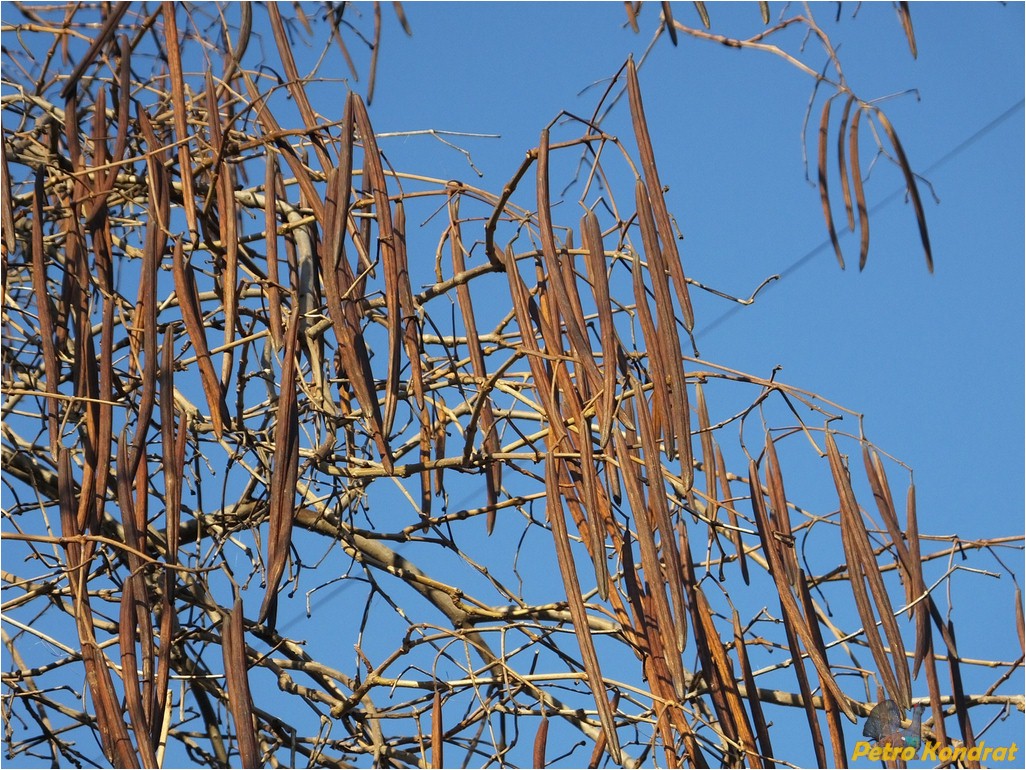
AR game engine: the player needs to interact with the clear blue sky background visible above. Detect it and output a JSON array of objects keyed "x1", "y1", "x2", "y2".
[{"x1": 3, "y1": 3, "x2": 1023, "y2": 768}]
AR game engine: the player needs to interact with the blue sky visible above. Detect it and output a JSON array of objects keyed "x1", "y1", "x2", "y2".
[{"x1": 2, "y1": 2, "x2": 1023, "y2": 768}]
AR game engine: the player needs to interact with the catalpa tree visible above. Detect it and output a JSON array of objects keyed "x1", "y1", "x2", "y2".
[{"x1": 2, "y1": 3, "x2": 1021, "y2": 768}]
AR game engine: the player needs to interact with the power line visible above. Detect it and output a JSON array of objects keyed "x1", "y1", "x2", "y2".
[{"x1": 697, "y1": 97, "x2": 1025, "y2": 339}]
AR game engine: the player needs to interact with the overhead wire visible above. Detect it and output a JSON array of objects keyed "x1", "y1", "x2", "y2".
[{"x1": 696, "y1": 97, "x2": 1025, "y2": 339}]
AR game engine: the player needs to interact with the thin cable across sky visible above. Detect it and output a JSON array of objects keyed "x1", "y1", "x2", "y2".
[{"x1": 697, "y1": 97, "x2": 1025, "y2": 339}]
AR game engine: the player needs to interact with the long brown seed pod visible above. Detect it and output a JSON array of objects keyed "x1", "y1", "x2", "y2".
[
  {"x1": 544, "y1": 436, "x2": 622, "y2": 765},
  {"x1": 267, "y1": 3, "x2": 332, "y2": 172},
  {"x1": 31, "y1": 167, "x2": 60, "y2": 455},
  {"x1": 764, "y1": 432, "x2": 800, "y2": 586},
  {"x1": 837, "y1": 95, "x2": 856, "y2": 232},
  {"x1": 450, "y1": 194, "x2": 502, "y2": 530},
  {"x1": 259, "y1": 306, "x2": 302, "y2": 629},
  {"x1": 153, "y1": 329, "x2": 179, "y2": 747},
  {"x1": 692, "y1": 1, "x2": 710, "y2": 29},
  {"x1": 733, "y1": 610, "x2": 774, "y2": 767},
  {"x1": 827, "y1": 432, "x2": 911, "y2": 712},
  {"x1": 162, "y1": 3, "x2": 198, "y2": 240},
  {"x1": 714, "y1": 442, "x2": 749, "y2": 583},
  {"x1": 614, "y1": 405, "x2": 688, "y2": 700},
  {"x1": 580, "y1": 211, "x2": 620, "y2": 448},
  {"x1": 533, "y1": 713, "x2": 549, "y2": 769},
  {"x1": 849, "y1": 106, "x2": 871, "y2": 270},
  {"x1": 394, "y1": 201, "x2": 433, "y2": 516},
  {"x1": 897, "y1": 2, "x2": 918, "y2": 58},
  {"x1": 796, "y1": 572, "x2": 848, "y2": 767},
  {"x1": 222, "y1": 599, "x2": 261, "y2": 768},
  {"x1": 1, "y1": 140, "x2": 15, "y2": 254},
  {"x1": 634, "y1": 380, "x2": 688, "y2": 654},
  {"x1": 264, "y1": 145, "x2": 284, "y2": 349},
  {"x1": 171, "y1": 240, "x2": 230, "y2": 438},
  {"x1": 749, "y1": 457, "x2": 856, "y2": 721},
  {"x1": 119, "y1": 578, "x2": 159, "y2": 768},
  {"x1": 430, "y1": 688, "x2": 443, "y2": 769},
  {"x1": 873, "y1": 107, "x2": 933, "y2": 272},
  {"x1": 321, "y1": 93, "x2": 393, "y2": 472},
  {"x1": 630, "y1": 248, "x2": 669, "y2": 445},
  {"x1": 904, "y1": 482, "x2": 930, "y2": 679},
  {"x1": 536, "y1": 130, "x2": 602, "y2": 390},
  {"x1": 59, "y1": 3, "x2": 129, "y2": 101},
  {"x1": 626, "y1": 57, "x2": 696, "y2": 334},
  {"x1": 351, "y1": 94, "x2": 403, "y2": 439},
  {"x1": 636, "y1": 178, "x2": 692, "y2": 487},
  {"x1": 818, "y1": 96, "x2": 845, "y2": 268}
]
